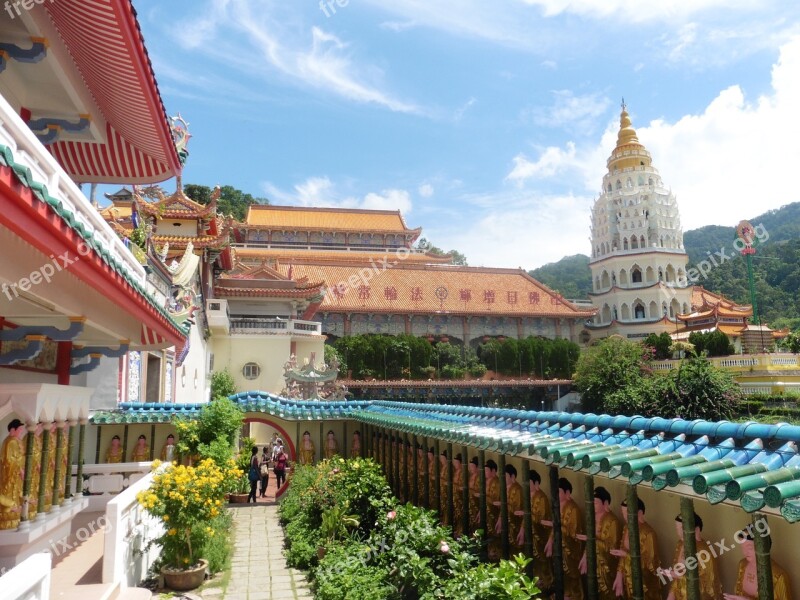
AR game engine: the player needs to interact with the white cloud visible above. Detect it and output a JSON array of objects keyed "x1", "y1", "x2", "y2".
[
  {"x1": 262, "y1": 177, "x2": 413, "y2": 214},
  {"x1": 362, "y1": 189, "x2": 413, "y2": 213},
  {"x1": 518, "y1": 0, "x2": 769, "y2": 23},
  {"x1": 453, "y1": 97, "x2": 477, "y2": 121},
  {"x1": 499, "y1": 35, "x2": 800, "y2": 266},
  {"x1": 176, "y1": 0, "x2": 419, "y2": 114},
  {"x1": 380, "y1": 20, "x2": 417, "y2": 32},
  {"x1": 426, "y1": 190, "x2": 593, "y2": 269},
  {"x1": 523, "y1": 90, "x2": 611, "y2": 132},
  {"x1": 418, "y1": 183, "x2": 435, "y2": 198},
  {"x1": 506, "y1": 142, "x2": 578, "y2": 184}
]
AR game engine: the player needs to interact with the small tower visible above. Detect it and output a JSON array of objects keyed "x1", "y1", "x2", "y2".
[{"x1": 587, "y1": 102, "x2": 692, "y2": 339}]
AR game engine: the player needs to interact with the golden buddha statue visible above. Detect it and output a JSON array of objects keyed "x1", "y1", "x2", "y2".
[
  {"x1": 43, "y1": 423, "x2": 57, "y2": 513},
  {"x1": 28, "y1": 423, "x2": 43, "y2": 520},
  {"x1": 485, "y1": 459, "x2": 501, "y2": 561},
  {"x1": 452, "y1": 453, "x2": 465, "y2": 537},
  {"x1": 130, "y1": 434, "x2": 150, "y2": 462},
  {"x1": 428, "y1": 447, "x2": 438, "y2": 511},
  {"x1": 439, "y1": 451, "x2": 451, "y2": 525},
  {"x1": 414, "y1": 445, "x2": 426, "y2": 503},
  {"x1": 578, "y1": 486, "x2": 622, "y2": 600},
  {"x1": 56, "y1": 426, "x2": 68, "y2": 504},
  {"x1": 502, "y1": 464, "x2": 524, "y2": 551},
  {"x1": 298, "y1": 430, "x2": 316, "y2": 465},
  {"x1": 517, "y1": 468, "x2": 553, "y2": 591},
  {"x1": 613, "y1": 497, "x2": 661, "y2": 600},
  {"x1": 106, "y1": 434, "x2": 123, "y2": 463},
  {"x1": 545, "y1": 478, "x2": 585, "y2": 600},
  {"x1": 666, "y1": 513, "x2": 722, "y2": 600},
  {"x1": 324, "y1": 430, "x2": 339, "y2": 459},
  {"x1": 350, "y1": 431, "x2": 361, "y2": 459},
  {"x1": 0, "y1": 419, "x2": 25, "y2": 530},
  {"x1": 724, "y1": 531, "x2": 792, "y2": 600},
  {"x1": 468, "y1": 457, "x2": 481, "y2": 534},
  {"x1": 160, "y1": 434, "x2": 177, "y2": 462}
]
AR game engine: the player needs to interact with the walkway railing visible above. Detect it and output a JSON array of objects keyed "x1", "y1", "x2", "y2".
[
  {"x1": 0, "y1": 553, "x2": 51, "y2": 600},
  {"x1": 103, "y1": 465, "x2": 164, "y2": 588},
  {"x1": 72, "y1": 462, "x2": 152, "y2": 512}
]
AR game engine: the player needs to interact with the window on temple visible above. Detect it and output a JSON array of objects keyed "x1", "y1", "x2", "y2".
[
  {"x1": 634, "y1": 303, "x2": 645, "y2": 319},
  {"x1": 242, "y1": 362, "x2": 261, "y2": 380},
  {"x1": 631, "y1": 267, "x2": 642, "y2": 283}
]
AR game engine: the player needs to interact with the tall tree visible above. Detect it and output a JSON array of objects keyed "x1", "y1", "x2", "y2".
[{"x1": 183, "y1": 183, "x2": 269, "y2": 221}]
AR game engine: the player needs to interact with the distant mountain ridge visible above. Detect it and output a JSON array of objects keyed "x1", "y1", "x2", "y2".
[{"x1": 529, "y1": 202, "x2": 800, "y2": 325}]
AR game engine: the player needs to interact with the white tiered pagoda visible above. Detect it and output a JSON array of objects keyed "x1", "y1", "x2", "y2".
[{"x1": 587, "y1": 102, "x2": 692, "y2": 339}]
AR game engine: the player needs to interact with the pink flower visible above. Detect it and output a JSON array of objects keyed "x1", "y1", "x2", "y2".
[
  {"x1": 387, "y1": 511, "x2": 397, "y2": 521},
  {"x1": 332, "y1": 468, "x2": 340, "y2": 475},
  {"x1": 439, "y1": 541, "x2": 450, "y2": 554}
]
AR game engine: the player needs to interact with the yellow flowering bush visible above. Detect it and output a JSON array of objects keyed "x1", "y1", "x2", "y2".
[{"x1": 138, "y1": 458, "x2": 240, "y2": 569}]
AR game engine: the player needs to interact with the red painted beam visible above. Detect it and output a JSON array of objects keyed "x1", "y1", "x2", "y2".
[{"x1": 0, "y1": 166, "x2": 184, "y2": 348}]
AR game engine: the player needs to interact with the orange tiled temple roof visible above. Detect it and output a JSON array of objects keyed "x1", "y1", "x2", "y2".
[
  {"x1": 243, "y1": 205, "x2": 420, "y2": 235},
  {"x1": 282, "y1": 262, "x2": 595, "y2": 317}
]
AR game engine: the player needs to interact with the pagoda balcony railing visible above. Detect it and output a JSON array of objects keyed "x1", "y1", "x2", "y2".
[
  {"x1": 651, "y1": 354, "x2": 800, "y2": 372},
  {"x1": 0, "y1": 94, "x2": 146, "y2": 285},
  {"x1": 589, "y1": 246, "x2": 687, "y2": 264},
  {"x1": 230, "y1": 317, "x2": 321, "y2": 336}
]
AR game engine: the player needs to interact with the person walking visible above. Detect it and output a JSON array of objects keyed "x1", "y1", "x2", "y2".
[
  {"x1": 259, "y1": 446, "x2": 270, "y2": 498},
  {"x1": 274, "y1": 446, "x2": 288, "y2": 490},
  {"x1": 247, "y1": 446, "x2": 259, "y2": 503}
]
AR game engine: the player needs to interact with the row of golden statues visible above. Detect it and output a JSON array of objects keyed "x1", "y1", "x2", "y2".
[
  {"x1": 296, "y1": 429, "x2": 362, "y2": 465},
  {"x1": 375, "y1": 436, "x2": 791, "y2": 600},
  {"x1": 104, "y1": 433, "x2": 177, "y2": 463},
  {"x1": 0, "y1": 419, "x2": 71, "y2": 530}
]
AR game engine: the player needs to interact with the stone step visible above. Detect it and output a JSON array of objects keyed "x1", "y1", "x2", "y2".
[{"x1": 114, "y1": 587, "x2": 153, "y2": 600}]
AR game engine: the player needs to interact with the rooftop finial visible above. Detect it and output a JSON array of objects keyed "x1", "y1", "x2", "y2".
[{"x1": 621, "y1": 97, "x2": 627, "y2": 112}]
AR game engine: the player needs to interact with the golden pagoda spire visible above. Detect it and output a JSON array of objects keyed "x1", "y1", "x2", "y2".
[
  {"x1": 606, "y1": 99, "x2": 651, "y2": 171},
  {"x1": 616, "y1": 99, "x2": 640, "y2": 148}
]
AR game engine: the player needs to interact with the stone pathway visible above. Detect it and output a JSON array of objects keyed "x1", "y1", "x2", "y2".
[{"x1": 220, "y1": 505, "x2": 313, "y2": 600}]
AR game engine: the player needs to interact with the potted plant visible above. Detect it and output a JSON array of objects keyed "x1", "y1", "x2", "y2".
[
  {"x1": 138, "y1": 458, "x2": 235, "y2": 591},
  {"x1": 228, "y1": 438, "x2": 255, "y2": 503}
]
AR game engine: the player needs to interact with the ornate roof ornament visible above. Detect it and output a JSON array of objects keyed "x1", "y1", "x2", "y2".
[{"x1": 170, "y1": 113, "x2": 191, "y2": 169}]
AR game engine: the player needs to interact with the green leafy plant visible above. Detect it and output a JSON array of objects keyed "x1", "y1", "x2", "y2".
[
  {"x1": 210, "y1": 369, "x2": 237, "y2": 400},
  {"x1": 320, "y1": 503, "x2": 360, "y2": 545}
]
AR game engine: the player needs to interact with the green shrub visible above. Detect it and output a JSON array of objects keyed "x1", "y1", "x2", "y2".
[
  {"x1": 281, "y1": 458, "x2": 541, "y2": 599},
  {"x1": 314, "y1": 542, "x2": 396, "y2": 600},
  {"x1": 202, "y1": 513, "x2": 233, "y2": 574},
  {"x1": 442, "y1": 555, "x2": 541, "y2": 599}
]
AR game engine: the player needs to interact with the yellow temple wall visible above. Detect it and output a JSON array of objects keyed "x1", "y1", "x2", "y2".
[{"x1": 210, "y1": 335, "x2": 324, "y2": 395}]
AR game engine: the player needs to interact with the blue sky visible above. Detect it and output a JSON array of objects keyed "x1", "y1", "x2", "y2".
[{"x1": 132, "y1": 0, "x2": 800, "y2": 269}]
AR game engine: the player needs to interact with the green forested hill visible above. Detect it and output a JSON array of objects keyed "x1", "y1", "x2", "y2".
[
  {"x1": 529, "y1": 254, "x2": 592, "y2": 299},
  {"x1": 529, "y1": 202, "x2": 800, "y2": 327}
]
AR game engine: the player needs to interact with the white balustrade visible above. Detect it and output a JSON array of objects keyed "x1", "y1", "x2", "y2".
[
  {"x1": 103, "y1": 465, "x2": 164, "y2": 588},
  {"x1": 0, "y1": 552, "x2": 51, "y2": 600},
  {"x1": 72, "y1": 462, "x2": 153, "y2": 512}
]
